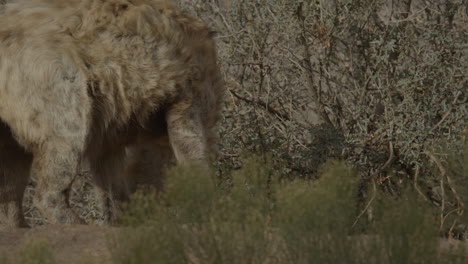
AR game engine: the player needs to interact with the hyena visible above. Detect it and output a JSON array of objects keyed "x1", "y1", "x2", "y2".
[{"x1": 0, "y1": 0, "x2": 224, "y2": 226}]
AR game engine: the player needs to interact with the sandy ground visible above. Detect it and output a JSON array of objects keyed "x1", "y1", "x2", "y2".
[
  {"x1": 0, "y1": 225, "x2": 467, "y2": 264},
  {"x1": 0, "y1": 225, "x2": 115, "y2": 263}
]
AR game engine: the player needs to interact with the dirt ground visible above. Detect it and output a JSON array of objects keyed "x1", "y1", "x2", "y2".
[
  {"x1": 0, "y1": 225, "x2": 115, "y2": 263},
  {"x1": 0, "y1": 225, "x2": 467, "y2": 264}
]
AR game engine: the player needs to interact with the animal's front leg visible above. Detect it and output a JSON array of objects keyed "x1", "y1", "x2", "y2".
[{"x1": 166, "y1": 100, "x2": 208, "y2": 164}]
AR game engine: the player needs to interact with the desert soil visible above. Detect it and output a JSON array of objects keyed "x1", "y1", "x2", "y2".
[
  {"x1": 0, "y1": 225, "x2": 115, "y2": 263},
  {"x1": 0, "y1": 225, "x2": 467, "y2": 263}
]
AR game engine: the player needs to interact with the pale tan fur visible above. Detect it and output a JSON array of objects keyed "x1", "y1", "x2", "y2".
[{"x1": 0, "y1": 0, "x2": 224, "y2": 226}]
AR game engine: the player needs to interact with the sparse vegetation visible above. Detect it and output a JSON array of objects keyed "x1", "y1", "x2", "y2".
[
  {"x1": 110, "y1": 159, "x2": 466, "y2": 264},
  {"x1": 2, "y1": 158, "x2": 467, "y2": 263}
]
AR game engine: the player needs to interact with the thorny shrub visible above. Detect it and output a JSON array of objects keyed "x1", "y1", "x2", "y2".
[{"x1": 177, "y1": 0, "x2": 467, "y2": 234}]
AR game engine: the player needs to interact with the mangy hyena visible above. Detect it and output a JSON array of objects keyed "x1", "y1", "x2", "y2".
[{"x1": 0, "y1": 0, "x2": 224, "y2": 226}]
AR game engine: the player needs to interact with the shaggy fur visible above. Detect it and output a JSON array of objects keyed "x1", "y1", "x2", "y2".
[{"x1": 0, "y1": 0, "x2": 224, "y2": 226}]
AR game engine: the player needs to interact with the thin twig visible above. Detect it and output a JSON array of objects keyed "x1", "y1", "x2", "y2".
[
  {"x1": 425, "y1": 151, "x2": 465, "y2": 232},
  {"x1": 221, "y1": 152, "x2": 240, "y2": 158},
  {"x1": 352, "y1": 142, "x2": 395, "y2": 228},
  {"x1": 425, "y1": 151, "x2": 464, "y2": 213},
  {"x1": 448, "y1": 219, "x2": 458, "y2": 239},
  {"x1": 430, "y1": 92, "x2": 461, "y2": 132},
  {"x1": 352, "y1": 178, "x2": 377, "y2": 228},
  {"x1": 218, "y1": 29, "x2": 247, "y2": 39},
  {"x1": 378, "y1": 142, "x2": 395, "y2": 176},
  {"x1": 444, "y1": 172, "x2": 464, "y2": 215},
  {"x1": 229, "y1": 89, "x2": 291, "y2": 121},
  {"x1": 443, "y1": 208, "x2": 462, "y2": 224},
  {"x1": 364, "y1": 141, "x2": 395, "y2": 181},
  {"x1": 413, "y1": 165, "x2": 428, "y2": 201},
  {"x1": 440, "y1": 173, "x2": 446, "y2": 232}
]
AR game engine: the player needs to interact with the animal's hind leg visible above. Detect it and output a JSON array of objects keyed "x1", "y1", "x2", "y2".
[
  {"x1": 31, "y1": 137, "x2": 87, "y2": 224},
  {"x1": 0, "y1": 124, "x2": 32, "y2": 228},
  {"x1": 89, "y1": 147, "x2": 129, "y2": 224},
  {"x1": 125, "y1": 136, "x2": 175, "y2": 193},
  {"x1": 0, "y1": 43, "x2": 91, "y2": 225}
]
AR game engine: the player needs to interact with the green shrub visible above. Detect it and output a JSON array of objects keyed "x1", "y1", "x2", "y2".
[
  {"x1": 112, "y1": 158, "x2": 467, "y2": 263},
  {"x1": 114, "y1": 160, "x2": 276, "y2": 264},
  {"x1": 274, "y1": 161, "x2": 359, "y2": 264}
]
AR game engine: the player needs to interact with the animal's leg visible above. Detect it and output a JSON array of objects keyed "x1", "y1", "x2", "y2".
[
  {"x1": 31, "y1": 139, "x2": 86, "y2": 224},
  {"x1": 0, "y1": 36, "x2": 92, "y2": 225},
  {"x1": 90, "y1": 147, "x2": 128, "y2": 224},
  {"x1": 125, "y1": 136, "x2": 175, "y2": 193},
  {"x1": 0, "y1": 136, "x2": 32, "y2": 227},
  {"x1": 166, "y1": 100, "x2": 209, "y2": 163},
  {"x1": 0, "y1": 153, "x2": 31, "y2": 228}
]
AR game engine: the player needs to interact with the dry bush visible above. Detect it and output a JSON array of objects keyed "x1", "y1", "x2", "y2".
[{"x1": 178, "y1": 0, "x2": 467, "y2": 234}]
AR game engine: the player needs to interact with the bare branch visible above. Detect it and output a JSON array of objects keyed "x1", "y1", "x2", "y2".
[
  {"x1": 413, "y1": 165, "x2": 428, "y2": 201},
  {"x1": 229, "y1": 89, "x2": 292, "y2": 122},
  {"x1": 425, "y1": 150, "x2": 465, "y2": 232}
]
